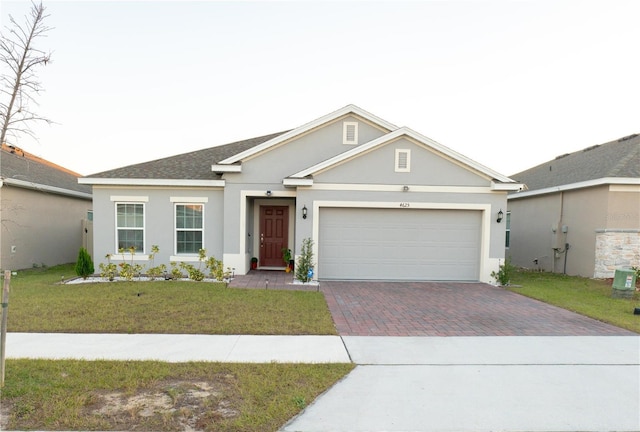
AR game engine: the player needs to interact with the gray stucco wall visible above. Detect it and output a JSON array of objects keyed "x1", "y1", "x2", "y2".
[
  {"x1": 231, "y1": 115, "x2": 389, "y2": 184},
  {"x1": 92, "y1": 186, "x2": 224, "y2": 269},
  {"x1": 507, "y1": 185, "x2": 636, "y2": 277},
  {"x1": 1, "y1": 186, "x2": 91, "y2": 270},
  {"x1": 315, "y1": 137, "x2": 490, "y2": 187}
]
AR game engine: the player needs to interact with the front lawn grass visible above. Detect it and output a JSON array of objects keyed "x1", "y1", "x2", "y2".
[
  {"x1": 6, "y1": 264, "x2": 337, "y2": 335},
  {"x1": 2, "y1": 359, "x2": 354, "y2": 432},
  {"x1": 509, "y1": 270, "x2": 640, "y2": 334}
]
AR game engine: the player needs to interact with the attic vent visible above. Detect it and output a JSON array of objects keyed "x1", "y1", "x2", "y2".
[
  {"x1": 555, "y1": 153, "x2": 570, "y2": 160},
  {"x1": 618, "y1": 134, "x2": 638, "y2": 142},
  {"x1": 343, "y1": 122, "x2": 358, "y2": 145},
  {"x1": 395, "y1": 149, "x2": 411, "y2": 172},
  {"x1": 583, "y1": 144, "x2": 600, "y2": 152}
]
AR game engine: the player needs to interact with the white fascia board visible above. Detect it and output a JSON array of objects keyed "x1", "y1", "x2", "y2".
[
  {"x1": 283, "y1": 178, "x2": 314, "y2": 187},
  {"x1": 79, "y1": 177, "x2": 225, "y2": 187},
  {"x1": 211, "y1": 164, "x2": 241, "y2": 173},
  {"x1": 491, "y1": 181, "x2": 524, "y2": 191},
  {"x1": 508, "y1": 177, "x2": 640, "y2": 200},
  {"x1": 1, "y1": 177, "x2": 92, "y2": 199},
  {"x1": 218, "y1": 104, "x2": 398, "y2": 165}
]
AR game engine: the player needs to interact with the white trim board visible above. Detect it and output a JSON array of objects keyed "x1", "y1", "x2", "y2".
[{"x1": 508, "y1": 177, "x2": 640, "y2": 200}]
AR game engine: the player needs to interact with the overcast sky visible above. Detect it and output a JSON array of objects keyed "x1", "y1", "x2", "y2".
[{"x1": 1, "y1": 0, "x2": 638, "y2": 177}]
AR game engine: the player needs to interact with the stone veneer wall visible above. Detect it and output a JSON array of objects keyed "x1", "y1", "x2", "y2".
[{"x1": 594, "y1": 230, "x2": 640, "y2": 278}]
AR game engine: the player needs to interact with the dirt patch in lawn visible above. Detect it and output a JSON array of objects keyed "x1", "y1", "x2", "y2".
[{"x1": 85, "y1": 377, "x2": 240, "y2": 431}]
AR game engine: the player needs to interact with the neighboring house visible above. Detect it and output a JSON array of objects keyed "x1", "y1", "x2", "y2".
[
  {"x1": 507, "y1": 134, "x2": 640, "y2": 278},
  {"x1": 80, "y1": 105, "x2": 521, "y2": 283},
  {"x1": 0, "y1": 143, "x2": 93, "y2": 270}
]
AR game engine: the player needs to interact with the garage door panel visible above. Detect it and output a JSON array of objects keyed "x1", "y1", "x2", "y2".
[{"x1": 319, "y1": 208, "x2": 481, "y2": 281}]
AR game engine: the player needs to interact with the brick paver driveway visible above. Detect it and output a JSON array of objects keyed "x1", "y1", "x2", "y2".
[{"x1": 321, "y1": 281, "x2": 635, "y2": 336}]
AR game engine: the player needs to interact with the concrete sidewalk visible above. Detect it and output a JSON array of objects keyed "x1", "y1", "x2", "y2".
[
  {"x1": 6, "y1": 333, "x2": 350, "y2": 363},
  {"x1": 6, "y1": 333, "x2": 640, "y2": 432}
]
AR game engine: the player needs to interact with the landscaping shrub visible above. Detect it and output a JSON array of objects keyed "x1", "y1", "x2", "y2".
[{"x1": 74, "y1": 247, "x2": 94, "y2": 279}]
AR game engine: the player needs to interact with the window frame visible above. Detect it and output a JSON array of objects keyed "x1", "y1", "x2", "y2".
[
  {"x1": 342, "y1": 121, "x2": 358, "y2": 145},
  {"x1": 395, "y1": 149, "x2": 411, "y2": 172},
  {"x1": 174, "y1": 202, "x2": 205, "y2": 256},
  {"x1": 115, "y1": 202, "x2": 145, "y2": 254}
]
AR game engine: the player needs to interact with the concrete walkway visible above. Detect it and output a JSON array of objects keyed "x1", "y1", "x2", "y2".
[{"x1": 7, "y1": 333, "x2": 640, "y2": 432}]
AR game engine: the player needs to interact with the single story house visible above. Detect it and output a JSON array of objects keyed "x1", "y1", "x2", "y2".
[
  {"x1": 507, "y1": 133, "x2": 640, "y2": 278},
  {"x1": 0, "y1": 143, "x2": 93, "y2": 270},
  {"x1": 80, "y1": 105, "x2": 522, "y2": 282}
]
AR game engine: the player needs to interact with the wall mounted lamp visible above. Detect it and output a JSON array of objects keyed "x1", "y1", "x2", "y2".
[
  {"x1": 266, "y1": 190, "x2": 272, "y2": 197},
  {"x1": 497, "y1": 209, "x2": 504, "y2": 223},
  {"x1": 302, "y1": 205, "x2": 308, "y2": 219}
]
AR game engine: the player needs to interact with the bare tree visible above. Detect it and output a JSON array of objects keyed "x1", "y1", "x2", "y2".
[{"x1": 0, "y1": 1, "x2": 52, "y2": 146}]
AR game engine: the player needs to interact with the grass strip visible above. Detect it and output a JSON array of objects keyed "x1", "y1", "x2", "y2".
[
  {"x1": 508, "y1": 270, "x2": 640, "y2": 333},
  {"x1": 1, "y1": 359, "x2": 354, "y2": 431}
]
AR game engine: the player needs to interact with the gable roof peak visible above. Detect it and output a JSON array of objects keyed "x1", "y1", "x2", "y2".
[{"x1": 217, "y1": 104, "x2": 398, "y2": 165}]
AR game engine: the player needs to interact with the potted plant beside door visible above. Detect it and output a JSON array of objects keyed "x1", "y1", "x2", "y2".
[
  {"x1": 251, "y1": 257, "x2": 258, "y2": 270},
  {"x1": 282, "y1": 248, "x2": 293, "y2": 272}
]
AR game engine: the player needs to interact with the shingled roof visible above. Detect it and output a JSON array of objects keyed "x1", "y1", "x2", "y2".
[
  {"x1": 1, "y1": 144, "x2": 92, "y2": 196},
  {"x1": 510, "y1": 133, "x2": 640, "y2": 192},
  {"x1": 86, "y1": 131, "x2": 288, "y2": 179}
]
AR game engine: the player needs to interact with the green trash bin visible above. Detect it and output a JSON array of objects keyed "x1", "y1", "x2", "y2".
[{"x1": 612, "y1": 268, "x2": 637, "y2": 299}]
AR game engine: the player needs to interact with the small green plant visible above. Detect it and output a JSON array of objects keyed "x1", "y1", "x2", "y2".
[
  {"x1": 282, "y1": 247, "x2": 292, "y2": 264},
  {"x1": 169, "y1": 262, "x2": 184, "y2": 279},
  {"x1": 293, "y1": 396, "x2": 306, "y2": 409},
  {"x1": 118, "y1": 246, "x2": 143, "y2": 281},
  {"x1": 99, "y1": 254, "x2": 117, "y2": 281},
  {"x1": 632, "y1": 266, "x2": 640, "y2": 279},
  {"x1": 491, "y1": 257, "x2": 516, "y2": 286},
  {"x1": 206, "y1": 255, "x2": 227, "y2": 281},
  {"x1": 146, "y1": 245, "x2": 166, "y2": 280},
  {"x1": 74, "y1": 247, "x2": 94, "y2": 279},
  {"x1": 295, "y1": 238, "x2": 314, "y2": 283}
]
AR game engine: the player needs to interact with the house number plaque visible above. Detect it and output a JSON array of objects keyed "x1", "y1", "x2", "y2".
[{"x1": 399, "y1": 202, "x2": 410, "y2": 208}]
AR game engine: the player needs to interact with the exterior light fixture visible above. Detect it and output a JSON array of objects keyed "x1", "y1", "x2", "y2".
[
  {"x1": 266, "y1": 190, "x2": 272, "y2": 196},
  {"x1": 497, "y1": 209, "x2": 504, "y2": 223},
  {"x1": 302, "y1": 205, "x2": 308, "y2": 219}
]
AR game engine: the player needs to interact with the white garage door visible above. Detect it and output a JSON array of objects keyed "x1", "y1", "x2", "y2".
[{"x1": 318, "y1": 208, "x2": 482, "y2": 281}]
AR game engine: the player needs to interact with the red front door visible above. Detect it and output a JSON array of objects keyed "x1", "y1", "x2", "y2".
[{"x1": 260, "y1": 206, "x2": 288, "y2": 267}]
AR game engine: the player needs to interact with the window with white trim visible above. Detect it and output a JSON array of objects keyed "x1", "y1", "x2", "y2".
[
  {"x1": 395, "y1": 149, "x2": 411, "y2": 172},
  {"x1": 175, "y1": 203, "x2": 204, "y2": 254},
  {"x1": 343, "y1": 121, "x2": 358, "y2": 145},
  {"x1": 116, "y1": 203, "x2": 145, "y2": 252}
]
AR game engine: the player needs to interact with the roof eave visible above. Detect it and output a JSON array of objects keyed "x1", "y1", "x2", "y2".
[
  {"x1": 211, "y1": 164, "x2": 242, "y2": 173},
  {"x1": 491, "y1": 181, "x2": 524, "y2": 191},
  {"x1": 79, "y1": 178, "x2": 225, "y2": 187},
  {"x1": 508, "y1": 177, "x2": 640, "y2": 200},
  {"x1": 1, "y1": 177, "x2": 92, "y2": 199},
  {"x1": 283, "y1": 178, "x2": 314, "y2": 187}
]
